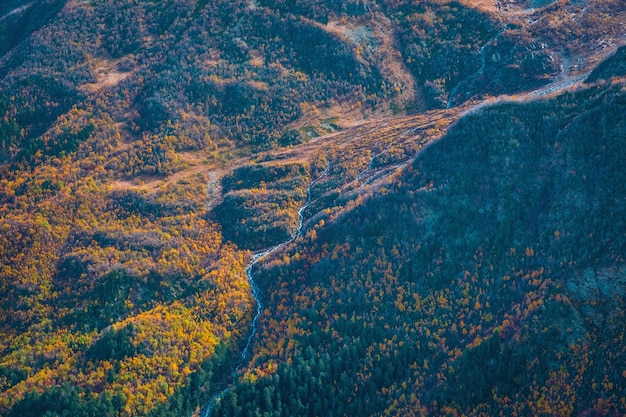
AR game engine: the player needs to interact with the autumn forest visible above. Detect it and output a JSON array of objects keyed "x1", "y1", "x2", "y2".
[{"x1": 1, "y1": 0, "x2": 625, "y2": 416}]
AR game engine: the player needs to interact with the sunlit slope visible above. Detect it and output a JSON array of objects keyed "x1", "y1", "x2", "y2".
[{"x1": 0, "y1": 0, "x2": 625, "y2": 416}]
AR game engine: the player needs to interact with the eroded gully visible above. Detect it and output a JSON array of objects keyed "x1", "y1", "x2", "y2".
[{"x1": 202, "y1": 162, "x2": 329, "y2": 416}]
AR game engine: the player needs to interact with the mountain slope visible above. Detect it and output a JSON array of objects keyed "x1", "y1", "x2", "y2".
[
  {"x1": 210, "y1": 76, "x2": 626, "y2": 417},
  {"x1": 0, "y1": 0, "x2": 625, "y2": 416}
]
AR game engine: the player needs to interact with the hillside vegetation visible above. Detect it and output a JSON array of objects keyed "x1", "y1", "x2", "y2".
[
  {"x1": 0, "y1": 0, "x2": 625, "y2": 416},
  {"x1": 213, "y1": 79, "x2": 626, "y2": 416}
]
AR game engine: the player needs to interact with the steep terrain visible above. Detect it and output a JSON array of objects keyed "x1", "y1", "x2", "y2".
[
  {"x1": 211, "y1": 80, "x2": 626, "y2": 416},
  {"x1": 0, "y1": 0, "x2": 625, "y2": 416}
]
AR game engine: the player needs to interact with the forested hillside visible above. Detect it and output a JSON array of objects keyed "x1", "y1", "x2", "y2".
[
  {"x1": 211, "y1": 80, "x2": 626, "y2": 416},
  {"x1": 1, "y1": 0, "x2": 625, "y2": 416}
]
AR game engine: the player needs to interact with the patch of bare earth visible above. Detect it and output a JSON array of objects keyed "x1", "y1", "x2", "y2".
[
  {"x1": 458, "y1": 0, "x2": 501, "y2": 14},
  {"x1": 81, "y1": 59, "x2": 131, "y2": 92},
  {"x1": 108, "y1": 149, "x2": 218, "y2": 193},
  {"x1": 255, "y1": 108, "x2": 459, "y2": 178},
  {"x1": 106, "y1": 139, "x2": 251, "y2": 195}
]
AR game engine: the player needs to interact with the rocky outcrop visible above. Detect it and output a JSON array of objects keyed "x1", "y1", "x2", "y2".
[{"x1": 567, "y1": 265, "x2": 626, "y2": 327}]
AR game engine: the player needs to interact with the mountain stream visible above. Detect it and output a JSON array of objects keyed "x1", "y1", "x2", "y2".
[{"x1": 202, "y1": 161, "x2": 329, "y2": 416}]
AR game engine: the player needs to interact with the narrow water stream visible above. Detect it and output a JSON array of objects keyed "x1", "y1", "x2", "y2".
[
  {"x1": 447, "y1": 27, "x2": 508, "y2": 108},
  {"x1": 202, "y1": 162, "x2": 329, "y2": 416},
  {"x1": 0, "y1": 2, "x2": 34, "y2": 23}
]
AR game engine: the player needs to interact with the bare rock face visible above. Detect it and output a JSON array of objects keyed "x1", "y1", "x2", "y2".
[{"x1": 567, "y1": 265, "x2": 626, "y2": 327}]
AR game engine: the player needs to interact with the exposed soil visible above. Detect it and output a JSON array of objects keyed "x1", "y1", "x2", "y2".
[{"x1": 81, "y1": 59, "x2": 131, "y2": 92}]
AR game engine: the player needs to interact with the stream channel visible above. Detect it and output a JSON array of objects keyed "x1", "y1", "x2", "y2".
[{"x1": 202, "y1": 162, "x2": 329, "y2": 416}]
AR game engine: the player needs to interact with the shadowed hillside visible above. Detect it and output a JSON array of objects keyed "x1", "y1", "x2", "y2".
[
  {"x1": 0, "y1": 0, "x2": 625, "y2": 416},
  {"x1": 210, "y1": 77, "x2": 626, "y2": 417}
]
